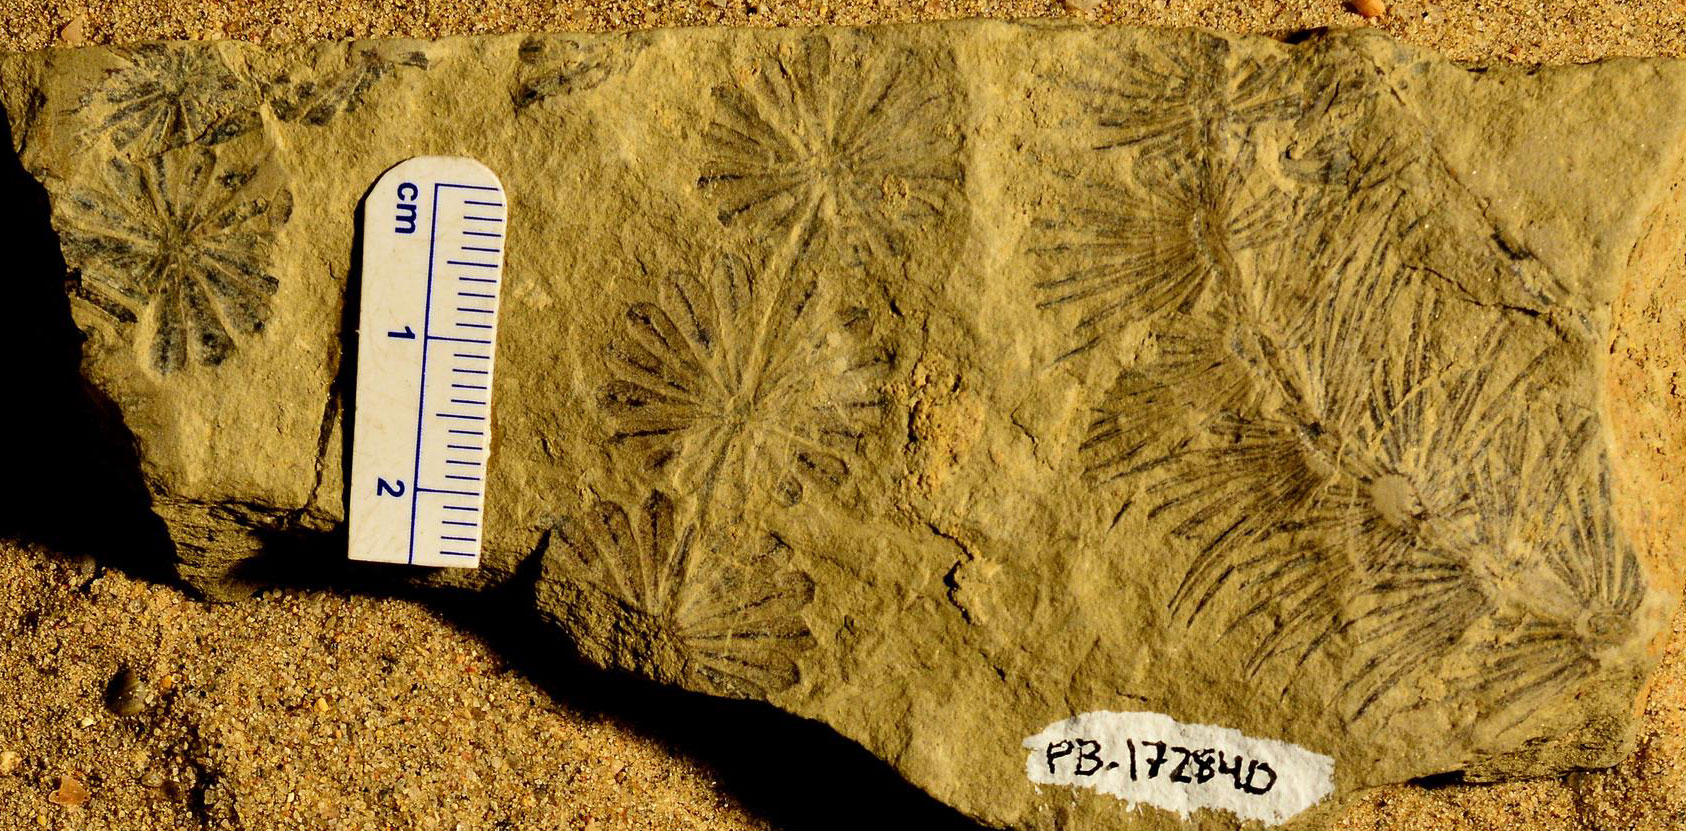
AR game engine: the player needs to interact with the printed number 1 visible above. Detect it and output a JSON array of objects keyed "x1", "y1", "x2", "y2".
[
  {"x1": 388, "y1": 326, "x2": 416, "y2": 339},
  {"x1": 376, "y1": 478, "x2": 406, "y2": 497}
]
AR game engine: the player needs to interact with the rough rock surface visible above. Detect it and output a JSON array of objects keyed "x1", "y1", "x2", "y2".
[{"x1": 4, "y1": 22, "x2": 1686, "y2": 829}]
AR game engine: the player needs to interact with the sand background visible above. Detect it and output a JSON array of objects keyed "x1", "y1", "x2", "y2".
[{"x1": 0, "y1": 1, "x2": 1683, "y2": 829}]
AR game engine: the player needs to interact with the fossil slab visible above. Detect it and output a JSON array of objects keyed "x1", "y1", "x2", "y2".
[{"x1": 5, "y1": 23, "x2": 1686, "y2": 830}]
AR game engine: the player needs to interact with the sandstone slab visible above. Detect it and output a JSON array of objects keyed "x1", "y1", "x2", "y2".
[{"x1": 4, "y1": 23, "x2": 1686, "y2": 829}]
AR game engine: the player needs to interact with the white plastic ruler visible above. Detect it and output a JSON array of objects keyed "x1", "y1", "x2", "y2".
[{"x1": 348, "y1": 156, "x2": 506, "y2": 567}]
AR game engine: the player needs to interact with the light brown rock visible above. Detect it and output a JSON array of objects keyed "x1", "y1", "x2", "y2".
[
  {"x1": 56, "y1": 16, "x2": 88, "y2": 47},
  {"x1": 1349, "y1": 0, "x2": 1385, "y2": 20},
  {"x1": 3, "y1": 22, "x2": 1686, "y2": 830},
  {"x1": 49, "y1": 773, "x2": 90, "y2": 806}
]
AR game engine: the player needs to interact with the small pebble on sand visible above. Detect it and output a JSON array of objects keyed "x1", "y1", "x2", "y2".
[
  {"x1": 48, "y1": 775, "x2": 89, "y2": 807},
  {"x1": 0, "y1": 751, "x2": 21, "y2": 775},
  {"x1": 1350, "y1": 0, "x2": 1385, "y2": 18},
  {"x1": 56, "y1": 15, "x2": 87, "y2": 45},
  {"x1": 104, "y1": 667, "x2": 148, "y2": 717}
]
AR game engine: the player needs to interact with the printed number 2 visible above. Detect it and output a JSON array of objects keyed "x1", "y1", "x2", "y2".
[
  {"x1": 376, "y1": 478, "x2": 406, "y2": 497},
  {"x1": 388, "y1": 326, "x2": 416, "y2": 339}
]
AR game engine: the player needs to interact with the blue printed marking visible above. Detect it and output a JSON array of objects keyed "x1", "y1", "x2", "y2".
[
  {"x1": 403, "y1": 184, "x2": 450, "y2": 563},
  {"x1": 460, "y1": 323, "x2": 493, "y2": 330},
  {"x1": 450, "y1": 398, "x2": 487, "y2": 406},
  {"x1": 444, "y1": 475, "x2": 483, "y2": 482},
  {"x1": 442, "y1": 535, "x2": 478, "y2": 542},
  {"x1": 450, "y1": 383, "x2": 488, "y2": 390},
  {"x1": 391, "y1": 183, "x2": 505, "y2": 564},
  {"x1": 446, "y1": 443, "x2": 482, "y2": 450},
  {"x1": 443, "y1": 519, "x2": 479, "y2": 527},
  {"x1": 445, "y1": 459, "x2": 482, "y2": 466},
  {"x1": 459, "y1": 277, "x2": 498, "y2": 283},
  {"x1": 457, "y1": 307, "x2": 494, "y2": 314},
  {"x1": 459, "y1": 291, "x2": 495, "y2": 298}
]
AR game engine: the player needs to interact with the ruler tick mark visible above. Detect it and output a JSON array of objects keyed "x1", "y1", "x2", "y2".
[{"x1": 416, "y1": 486, "x2": 480, "y2": 496}]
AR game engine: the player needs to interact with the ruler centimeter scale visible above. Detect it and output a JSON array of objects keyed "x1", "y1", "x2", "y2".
[{"x1": 349, "y1": 156, "x2": 507, "y2": 568}]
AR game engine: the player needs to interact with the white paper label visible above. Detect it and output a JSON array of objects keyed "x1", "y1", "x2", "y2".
[
  {"x1": 348, "y1": 156, "x2": 507, "y2": 568},
  {"x1": 1023, "y1": 711, "x2": 1334, "y2": 826}
]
